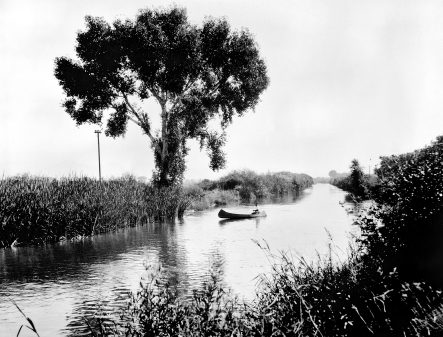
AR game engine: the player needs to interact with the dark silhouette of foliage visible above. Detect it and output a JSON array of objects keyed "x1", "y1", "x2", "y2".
[
  {"x1": 349, "y1": 159, "x2": 366, "y2": 197},
  {"x1": 54, "y1": 5, "x2": 269, "y2": 187},
  {"x1": 330, "y1": 160, "x2": 377, "y2": 200},
  {"x1": 359, "y1": 135, "x2": 443, "y2": 287}
]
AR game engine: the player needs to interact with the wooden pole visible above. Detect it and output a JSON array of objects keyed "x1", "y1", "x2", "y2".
[{"x1": 94, "y1": 130, "x2": 102, "y2": 182}]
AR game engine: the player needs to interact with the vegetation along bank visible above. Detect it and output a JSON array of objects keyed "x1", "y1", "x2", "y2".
[
  {"x1": 329, "y1": 159, "x2": 379, "y2": 200},
  {"x1": 0, "y1": 175, "x2": 185, "y2": 248},
  {"x1": 0, "y1": 170, "x2": 313, "y2": 249},
  {"x1": 80, "y1": 135, "x2": 443, "y2": 336}
]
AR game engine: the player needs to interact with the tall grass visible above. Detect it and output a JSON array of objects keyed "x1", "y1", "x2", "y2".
[
  {"x1": 0, "y1": 175, "x2": 186, "y2": 248},
  {"x1": 82, "y1": 239, "x2": 443, "y2": 336},
  {"x1": 11, "y1": 299, "x2": 41, "y2": 337},
  {"x1": 185, "y1": 186, "x2": 240, "y2": 211},
  {"x1": 10, "y1": 135, "x2": 443, "y2": 335},
  {"x1": 252, "y1": 241, "x2": 443, "y2": 336},
  {"x1": 11, "y1": 225, "x2": 443, "y2": 336}
]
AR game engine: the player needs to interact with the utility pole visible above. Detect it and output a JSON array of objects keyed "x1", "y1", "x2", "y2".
[{"x1": 94, "y1": 130, "x2": 102, "y2": 182}]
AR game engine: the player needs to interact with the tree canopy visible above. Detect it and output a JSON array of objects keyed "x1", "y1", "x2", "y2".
[
  {"x1": 54, "y1": 5, "x2": 269, "y2": 186},
  {"x1": 328, "y1": 170, "x2": 338, "y2": 178}
]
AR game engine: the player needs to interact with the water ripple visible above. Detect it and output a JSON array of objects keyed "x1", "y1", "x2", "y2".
[{"x1": 1, "y1": 185, "x2": 355, "y2": 336}]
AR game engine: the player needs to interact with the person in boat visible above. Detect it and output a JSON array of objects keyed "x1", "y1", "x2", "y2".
[{"x1": 252, "y1": 202, "x2": 259, "y2": 214}]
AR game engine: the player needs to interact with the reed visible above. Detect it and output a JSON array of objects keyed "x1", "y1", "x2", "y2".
[
  {"x1": 0, "y1": 175, "x2": 187, "y2": 248},
  {"x1": 251, "y1": 241, "x2": 443, "y2": 336},
  {"x1": 87, "y1": 239, "x2": 443, "y2": 336},
  {"x1": 82, "y1": 264, "x2": 251, "y2": 336},
  {"x1": 191, "y1": 188, "x2": 240, "y2": 211},
  {"x1": 12, "y1": 239, "x2": 443, "y2": 336},
  {"x1": 11, "y1": 300, "x2": 41, "y2": 337}
]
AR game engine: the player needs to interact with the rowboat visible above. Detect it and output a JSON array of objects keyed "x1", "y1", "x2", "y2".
[{"x1": 218, "y1": 209, "x2": 267, "y2": 219}]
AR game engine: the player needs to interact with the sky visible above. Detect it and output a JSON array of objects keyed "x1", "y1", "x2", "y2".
[{"x1": 2, "y1": 0, "x2": 443, "y2": 181}]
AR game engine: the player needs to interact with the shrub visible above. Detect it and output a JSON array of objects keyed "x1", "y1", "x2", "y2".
[
  {"x1": 358, "y1": 135, "x2": 443, "y2": 286},
  {"x1": 330, "y1": 160, "x2": 379, "y2": 201},
  {"x1": 216, "y1": 170, "x2": 314, "y2": 200}
]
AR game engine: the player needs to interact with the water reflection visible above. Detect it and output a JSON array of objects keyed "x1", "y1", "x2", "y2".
[
  {"x1": 0, "y1": 184, "x2": 354, "y2": 336},
  {"x1": 218, "y1": 218, "x2": 262, "y2": 227}
]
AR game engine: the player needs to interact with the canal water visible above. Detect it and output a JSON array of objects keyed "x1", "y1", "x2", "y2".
[{"x1": 0, "y1": 184, "x2": 356, "y2": 336}]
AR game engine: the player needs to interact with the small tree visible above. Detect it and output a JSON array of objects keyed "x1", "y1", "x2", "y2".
[
  {"x1": 54, "y1": 5, "x2": 269, "y2": 186},
  {"x1": 349, "y1": 159, "x2": 365, "y2": 197}
]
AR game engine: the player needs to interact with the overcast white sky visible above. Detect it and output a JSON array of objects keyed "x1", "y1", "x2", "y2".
[{"x1": 2, "y1": 0, "x2": 443, "y2": 180}]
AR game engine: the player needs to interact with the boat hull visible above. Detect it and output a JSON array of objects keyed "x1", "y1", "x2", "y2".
[{"x1": 218, "y1": 209, "x2": 267, "y2": 219}]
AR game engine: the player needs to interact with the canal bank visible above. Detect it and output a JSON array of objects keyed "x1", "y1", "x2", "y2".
[{"x1": 0, "y1": 184, "x2": 354, "y2": 336}]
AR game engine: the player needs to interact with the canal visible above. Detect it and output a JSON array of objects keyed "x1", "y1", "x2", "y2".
[{"x1": 0, "y1": 183, "x2": 356, "y2": 336}]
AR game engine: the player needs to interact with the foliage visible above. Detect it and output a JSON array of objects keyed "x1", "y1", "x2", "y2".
[
  {"x1": 0, "y1": 175, "x2": 187, "y2": 248},
  {"x1": 54, "y1": 5, "x2": 269, "y2": 187},
  {"x1": 330, "y1": 160, "x2": 379, "y2": 200},
  {"x1": 188, "y1": 187, "x2": 240, "y2": 211},
  {"x1": 349, "y1": 159, "x2": 366, "y2": 196},
  {"x1": 88, "y1": 265, "x2": 252, "y2": 336},
  {"x1": 253, "y1": 242, "x2": 443, "y2": 337},
  {"x1": 87, "y1": 240, "x2": 443, "y2": 337},
  {"x1": 12, "y1": 300, "x2": 41, "y2": 337},
  {"x1": 358, "y1": 135, "x2": 443, "y2": 286},
  {"x1": 217, "y1": 169, "x2": 265, "y2": 199},
  {"x1": 201, "y1": 170, "x2": 314, "y2": 200},
  {"x1": 0, "y1": 169, "x2": 310, "y2": 248},
  {"x1": 13, "y1": 136, "x2": 443, "y2": 335},
  {"x1": 329, "y1": 169, "x2": 338, "y2": 178},
  {"x1": 329, "y1": 170, "x2": 348, "y2": 179},
  {"x1": 313, "y1": 176, "x2": 330, "y2": 183},
  {"x1": 13, "y1": 133, "x2": 443, "y2": 336}
]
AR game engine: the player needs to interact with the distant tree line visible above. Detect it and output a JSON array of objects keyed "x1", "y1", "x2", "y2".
[
  {"x1": 313, "y1": 177, "x2": 330, "y2": 183},
  {"x1": 196, "y1": 169, "x2": 313, "y2": 200},
  {"x1": 328, "y1": 170, "x2": 349, "y2": 179}
]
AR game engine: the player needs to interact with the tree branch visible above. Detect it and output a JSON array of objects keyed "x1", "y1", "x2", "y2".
[
  {"x1": 122, "y1": 94, "x2": 161, "y2": 153},
  {"x1": 170, "y1": 77, "x2": 196, "y2": 111}
]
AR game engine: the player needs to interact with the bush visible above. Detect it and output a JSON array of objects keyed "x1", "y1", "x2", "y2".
[
  {"x1": 330, "y1": 159, "x2": 379, "y2": 201},
  {"x1": 252, "y1": 242, "x2": 443, "y2": 337},
  {"x1": 358, "y1": 135, "x2": 443, "y2": 286},
  {"x1": 215, "y1": 170, "x2": 314, "y2": 200}
]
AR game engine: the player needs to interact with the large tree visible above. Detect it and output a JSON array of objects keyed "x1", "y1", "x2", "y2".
[{"x1": 54, "y1": 6, "x2": 269, "y2": 186}]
